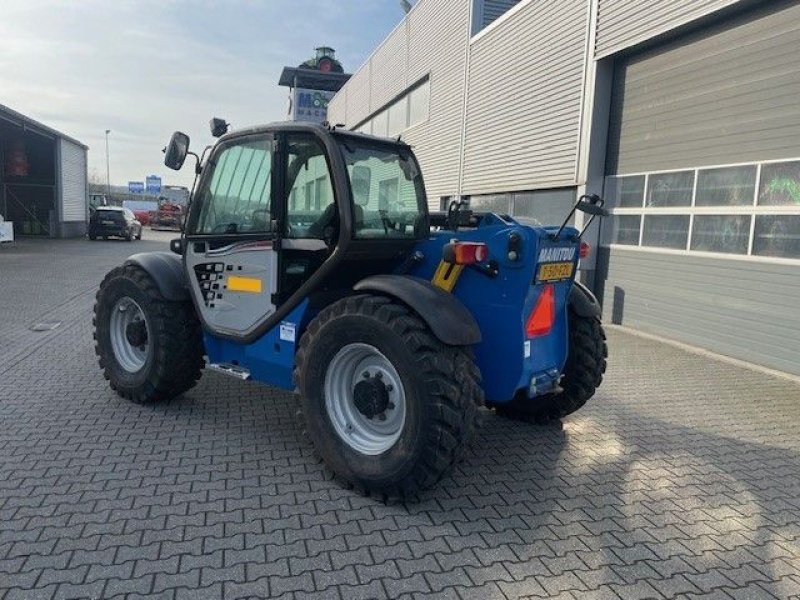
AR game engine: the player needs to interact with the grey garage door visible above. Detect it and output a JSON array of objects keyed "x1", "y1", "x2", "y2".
[{"x1": 599, "y1": 0, "x2": 800, "y2": 376}]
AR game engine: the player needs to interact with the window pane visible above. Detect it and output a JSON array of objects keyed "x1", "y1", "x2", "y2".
[
  {"x1": 642, "y1": 215, "x2": 689, "y2": 249},
  {"x1": 646, "y1": 171, "x2": 694, "y2": 207},
  {"x1": 194, "y1": 138, "x2": 273, "y2": 234},
  {"x1": 470, "y1": 194, "x2": 510, "y2": 214},
  {"x1": 758, "y1": 161, "x2": 800, "y2": 207},
  {"x1": 753, "y1": 215, "x2": 800, "y2": 258},
  {"x1": 387, "y1": 99, "x2": 408, "y2": 137},
  {"x1": 611, "y1": 215, "x2": 641, "y2": 245},
  {"x1": 513, "y1": 188, "x2": 576, "y2": 226},
  {"x1": 690, "y1": 215, "x2": 750, "y2": 254},
  {"x1": 286, "y1": 137, "x2": 334, "y2": 239},
  {"x1": 408, "y1": 81, "x2": 430, "y2": 127},
  {"x1": 696, "y1": 166, "x2": 756, "y2": 206},
  {"x1": 341, "y1": 142, "x2": 426, "y2": 240},
  {"x1": 607, "y1": 175, "x2": 645, "y2": 208}
]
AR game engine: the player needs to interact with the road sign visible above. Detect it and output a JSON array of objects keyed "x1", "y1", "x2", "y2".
[
  {"x1": 146, "y1": 175, "x2": 162, "y2": 194},
  {"x1": 128, "y1": 181, "x2": 145, "y2": 194}
]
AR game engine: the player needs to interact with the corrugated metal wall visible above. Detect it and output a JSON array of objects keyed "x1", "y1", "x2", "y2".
[
  {"x1": 607, "y1": 0, "x2": 800, "y2": 175},
  {"x1": 599, "y1": 1, "x2": 800, "y2": 377},
  {"x1": 461, "y1": 0, "x2": 587, "y2": 195},
  {"x1": 59, "y1": 138, "x2": 86, "y2": 222},
  {"x1": 328, "y1": 0, "x2": 471, "y2": 205},
  {"x1": 598, "y1": 248, "x2": 800, "y2": 375},
  {"x1": 595, "y1": 0, "x2": 743, "y2": 57},
  {"x1": 482, "y1": 0, "x2": 521, "y2": 28}
]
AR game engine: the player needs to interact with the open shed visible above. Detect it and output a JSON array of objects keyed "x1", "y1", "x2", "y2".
[{"x1": 0, "y1": 103, "x2": 88, "y2": 238}]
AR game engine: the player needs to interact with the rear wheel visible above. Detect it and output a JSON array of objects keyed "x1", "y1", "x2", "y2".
[
  {"x1": 495, "y1": 311, "x2": 607, "y2": 423},
  {"x1": 295, "y1": 294, "x2": 483, "y2": 499},
  {"x1": 93, "y1": 264, "x2": 205, "y2": 404}
]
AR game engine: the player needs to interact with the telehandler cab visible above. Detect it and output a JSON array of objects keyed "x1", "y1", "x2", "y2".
[{"x1": 93, "y1": 121, "x2": 607, "y2": 498}]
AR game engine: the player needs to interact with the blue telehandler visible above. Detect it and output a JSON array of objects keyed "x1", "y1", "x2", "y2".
[{"x1": 93, "y1": 121, "x2": 607, "y2": 498}]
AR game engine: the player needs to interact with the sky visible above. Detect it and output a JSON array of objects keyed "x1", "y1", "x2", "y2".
[{"x1": 0, "y1": 0, "x2": 406, "y2": 187}]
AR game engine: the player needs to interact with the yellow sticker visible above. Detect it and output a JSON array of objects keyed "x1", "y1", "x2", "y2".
[
  {"x1": 227, "y1": 276, "x2": 262, "y2": 293},
  {"x1": 432, "y1": 260, "x2": 464, "y2": 293}
]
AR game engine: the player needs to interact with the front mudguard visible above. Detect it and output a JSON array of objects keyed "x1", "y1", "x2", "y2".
[{"x1": 124, "y1": 252, "x2": 189, "y2": 301}]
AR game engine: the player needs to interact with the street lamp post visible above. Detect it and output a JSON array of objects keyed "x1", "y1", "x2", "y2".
[{"x1": 104, "y1": 129, "x2": 111, "y2": 200}]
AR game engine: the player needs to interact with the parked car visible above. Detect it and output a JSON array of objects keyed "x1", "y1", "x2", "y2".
[
  {"x1": 89, "y1": 207, "x2": 142, "y2": 241},
  {"x1": 133, "y1": 210, "x2": 151, "y2": 226}
]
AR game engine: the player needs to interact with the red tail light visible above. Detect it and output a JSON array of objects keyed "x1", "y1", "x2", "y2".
[
  {"x1": 526, "y1": 284, "x2": 555, "y2": 337},
  {"x1": 579, "y1": 241, "x2": 591, "y2": 259},
  {"x1": 443, "y1": 241, "x2": 488, "y2": 265}
]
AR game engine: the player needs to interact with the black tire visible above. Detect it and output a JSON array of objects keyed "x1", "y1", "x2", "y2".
[
  {"x1": 93, "y1": 264, "x2": 205, "y2": 404},
  {"x1": 125, "y1": 230, "x2": 133, "y2": 242},
  {"x1": 89, "y1": 233, "x2": 96, "y2": 241},
  {"x1": 295, "y1": 294, "x2": 483, "y2": 500},
  {"x1": 494, "y1": 310, "x2": 607, "y2": 423}
]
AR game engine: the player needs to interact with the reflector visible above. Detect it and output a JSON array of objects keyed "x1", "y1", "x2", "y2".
[
  {"x1": 580, "y1": 241, "x2": 590, "y2": 259},
  {"x1": 526, "y1": 284, "x2": 555, "y2": 337}
]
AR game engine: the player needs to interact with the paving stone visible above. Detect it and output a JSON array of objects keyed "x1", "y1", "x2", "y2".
[{"x1": 1, "y1": 238, "x2": 799, "y2": 600}]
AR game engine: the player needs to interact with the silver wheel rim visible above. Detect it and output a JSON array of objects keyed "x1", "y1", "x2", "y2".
[
  {"x1": 324, "y1": 343, "x2": 407, "y2": 456},
  {"x1": 109, "y1": 296, "x2": 150, "y2": 373}
]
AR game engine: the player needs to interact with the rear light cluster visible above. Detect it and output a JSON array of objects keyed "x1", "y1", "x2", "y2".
[
  {"x1": 442, "y1": 241, "x2": 488, "y2": 265},
  {"x1": 526, "y1": 284, "x2": 555, "y2": 337},
  {"x1": 579, "y1": 241, "x2": 591, "y2": 259}
]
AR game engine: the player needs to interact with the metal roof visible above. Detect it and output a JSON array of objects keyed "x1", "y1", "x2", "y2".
[{"x1": 0, "y1": 102, "x2": 89, "y2": 150}]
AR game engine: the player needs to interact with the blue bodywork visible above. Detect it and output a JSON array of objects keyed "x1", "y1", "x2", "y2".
[{"x1": 203, "y1": 214, "x2": 581, "y2": 406}]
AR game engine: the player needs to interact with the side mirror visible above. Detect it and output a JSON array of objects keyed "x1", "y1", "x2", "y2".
[
  {"x1": 164, "y1": 131, "x2": 190, "y2": 170},
  {"x1": 210, "y1": 118, "x2": 229, "y2": 138},
  {"x1": 170, "y1": 238, "x2": 184, "y2": 255},
  {"x1": 575, "y1": 200, "x2": 609, "y2": 217}
]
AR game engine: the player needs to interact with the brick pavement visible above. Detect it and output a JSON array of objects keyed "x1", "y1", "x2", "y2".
[{"x1": 0, "y1": 237, "x2": 798, "y2": 599}]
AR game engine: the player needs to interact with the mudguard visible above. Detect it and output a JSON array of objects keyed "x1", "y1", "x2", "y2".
[
  {"x1": 125, "y1": 252, "x2": 189, "y2": 301},
  {"x1": 569, "y1": 280, "x2": 602, "y2": 319},
  {"x1": 354, "y1": 274, "x2": 481, "y2": 346}
]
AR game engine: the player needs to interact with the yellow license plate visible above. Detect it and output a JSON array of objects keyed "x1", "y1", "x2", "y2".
[{"x1": 537, "y1": 262, "x2": 574, "y2": 282}]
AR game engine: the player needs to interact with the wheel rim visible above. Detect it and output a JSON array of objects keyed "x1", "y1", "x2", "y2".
[
  {"x1": 109, "y1": 296, "x2": 150, "y2": 373},
  {"x1": 324, "y1": 343, "x2": 407, "y2": 456}
]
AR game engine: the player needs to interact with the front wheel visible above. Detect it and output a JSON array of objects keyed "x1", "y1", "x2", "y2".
[
  {"x1": 93, "y1": 264, "x2": 205, "y2": 404},
  {"x1": 295, "y1": 295, "x2": 483, "y2": 499}
]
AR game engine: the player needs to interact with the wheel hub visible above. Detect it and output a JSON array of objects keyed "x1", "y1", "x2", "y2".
[
  {"x1": 109, "y1": 296, "x2": 150, "y2": 373},
  {"x1": 324, "y1": 343, "x2": 407, "y2": 455},
  {"x1": 353, "y1": 376, "x2": 390, "y2": 419},
  {"x1": 125, "y1": 321, "x2": 148, "y2": 347}
]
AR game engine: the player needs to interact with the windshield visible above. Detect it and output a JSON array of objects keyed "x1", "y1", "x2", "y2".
[{"x1": 339, "y1": 140, "x2": 427, "y2": 239}]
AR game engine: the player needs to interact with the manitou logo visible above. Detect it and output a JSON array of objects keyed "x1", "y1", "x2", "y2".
[{"x1": 538, "y1": 246, "x2": 576, "y2": 262}]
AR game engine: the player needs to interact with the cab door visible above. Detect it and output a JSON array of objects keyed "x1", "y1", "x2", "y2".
[{"x1": 183, "y1": 133, "x2": 279, "y2": 340}]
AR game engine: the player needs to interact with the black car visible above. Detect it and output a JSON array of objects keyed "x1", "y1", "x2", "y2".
[{"x1": 89, "y1": 207, "x2": 143, "y2": 241}]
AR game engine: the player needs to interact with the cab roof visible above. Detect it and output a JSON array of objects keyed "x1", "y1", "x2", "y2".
[{"x1": 218, "y1": 121, "x2": 411, "y2": 149}]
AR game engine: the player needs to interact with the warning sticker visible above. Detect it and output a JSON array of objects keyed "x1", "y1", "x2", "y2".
[
  {"x1": 524, "y1": 340, "x2": 531, "y2": 358},
  {"x1": 279, "y1": 322, "x2": 296, "y2": 342}
]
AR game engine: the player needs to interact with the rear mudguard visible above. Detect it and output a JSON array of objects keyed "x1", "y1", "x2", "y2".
[
  {"x1": 354, "y1": 274, "x2": 481, "y2": 346},
  {"x1": 569, "y1": 280, "x2": 601, "y2": 319},
  {"x1": 124, "y1": 252, "x2": 189, "y2": 301}
]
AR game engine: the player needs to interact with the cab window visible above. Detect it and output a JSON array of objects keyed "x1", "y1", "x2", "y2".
[
  {"x1": 285, "y1": 136, "x2": 335, "y2": 239},
  {"x1": 340, "y1": 142, "x2": 427, "y2": 239},
  {"x1": 192, "y1": 137, "x2": 273, "y2": 235}
]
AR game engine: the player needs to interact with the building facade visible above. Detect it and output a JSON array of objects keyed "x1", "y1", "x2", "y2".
[
  {"x1": 328, "y1": 0, "x2": 800, "y2": 376},
  {"x1": 0, "y1": 103, "x2": 88, "y2": 238}
]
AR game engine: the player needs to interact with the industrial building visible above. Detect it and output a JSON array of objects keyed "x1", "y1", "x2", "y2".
[
  {"x1": 328, "y1": 0, "x2": 800, "y2": 376},
  {"x1": 0, "y1": 103, "x2": 88, "y2": 238}
]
